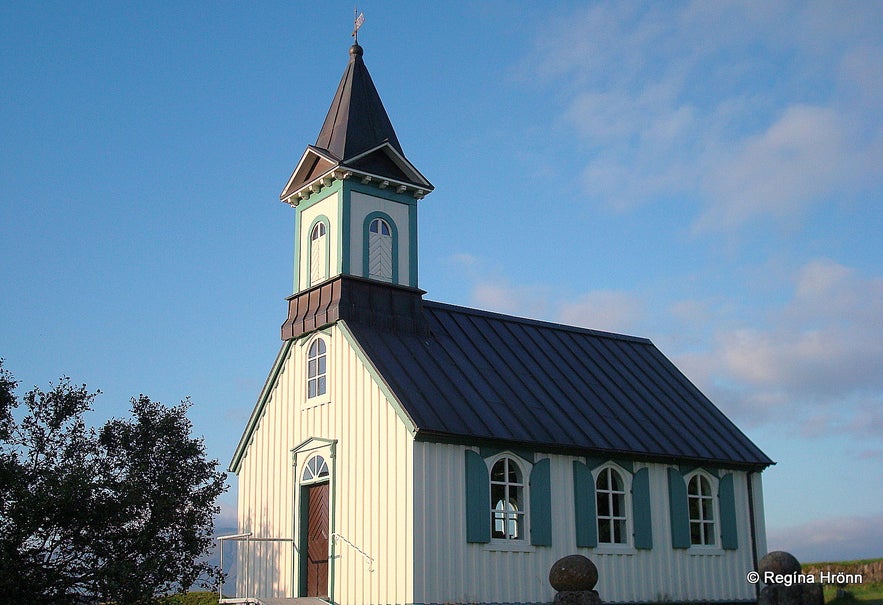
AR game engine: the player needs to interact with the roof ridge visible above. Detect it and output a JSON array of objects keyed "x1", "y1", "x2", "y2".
[{"x1": 423, "y1": 299, "x2": 652, "y2": 345}]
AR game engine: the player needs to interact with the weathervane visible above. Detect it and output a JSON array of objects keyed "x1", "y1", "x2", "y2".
[{"x1": 352, "y1": 8, "x2": 365, "y2": 43}]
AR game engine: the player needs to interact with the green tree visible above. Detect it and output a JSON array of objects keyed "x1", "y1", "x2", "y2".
[{"x1": 0, "y1": 361, "x2": 227, "y2": 604}]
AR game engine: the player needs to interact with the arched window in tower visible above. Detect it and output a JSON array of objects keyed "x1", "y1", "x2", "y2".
[
  {"x1": 368, "y1": 217, "x2": 393, "y2": 282},
  {"x1": 310, "y1": 222, "x2": 328, "y2": 286}
]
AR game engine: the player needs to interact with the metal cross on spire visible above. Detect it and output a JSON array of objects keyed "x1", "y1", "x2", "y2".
[{"x1": 352, "y1": 9, "x2": 365, "y2": 43}]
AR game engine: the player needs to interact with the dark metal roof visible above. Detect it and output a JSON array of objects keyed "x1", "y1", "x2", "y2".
[
  {"x1": 315, "y1": 43, "x2": 402, "y2": 162},
  {"x1": 347, "y1": 301, "x2": 773, "y2": 469}
]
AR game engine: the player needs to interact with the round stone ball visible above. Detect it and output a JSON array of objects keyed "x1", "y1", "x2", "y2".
[
  {"x1": 758, "y1": 551, "x2": 802, "y2": 576},
  {"x1": 549, "y1": 554, "x2": 598, "y2": 591}
]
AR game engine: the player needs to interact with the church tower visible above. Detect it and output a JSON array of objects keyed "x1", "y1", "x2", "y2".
[{"x1": 279, "y1": 42, "x2": 433, "y2": 340}]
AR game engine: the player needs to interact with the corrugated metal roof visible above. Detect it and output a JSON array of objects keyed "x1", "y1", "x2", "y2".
[{"x1": 347, "y1": 300, "x2": 773, "y2": 468}]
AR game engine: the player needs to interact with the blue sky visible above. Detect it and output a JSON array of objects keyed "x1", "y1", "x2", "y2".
[{"x1": 1, "y1": 2, "x2": 880, "y2": 563}]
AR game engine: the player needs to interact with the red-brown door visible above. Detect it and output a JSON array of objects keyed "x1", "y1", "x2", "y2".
[{"x1": 305, "y1": 482, "x2": 329, "y2": 597}]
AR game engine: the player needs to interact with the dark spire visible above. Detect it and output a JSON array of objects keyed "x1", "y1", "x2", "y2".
[{"x1": 314, "y1": 43, "x2": 403, "y2": 161}]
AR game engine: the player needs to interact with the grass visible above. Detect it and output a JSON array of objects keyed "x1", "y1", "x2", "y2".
[{"x1": 823, "y1": 583, "x2": 883, "y2": 605}]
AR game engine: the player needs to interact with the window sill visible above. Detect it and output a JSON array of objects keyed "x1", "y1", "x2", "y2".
[
  {"x1": 594, "y1": 545, "x2": 638, "y2": 556},
  {"x1": 688, "y1": 546, "x2": 725, "y2": 556},
  {"x1": 301, "y1": 398, "x2": 332, "y2": 410},
  {"x1": 484, "y1": 541, "x2": 535, "y2": 553}
]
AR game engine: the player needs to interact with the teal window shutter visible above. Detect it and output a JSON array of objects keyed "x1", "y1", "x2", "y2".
[
  {"x1": 465, "y1": 450, "x2": 490, "y2": 543},
  {"x1": 530, "y1": 458, "x2": 552, "y2": 546},
  {"x1": 668, "y1": 467, "x2": 690, "y2": 548},
  {"x1": 573, "y1": 461, "x2": 597, "y2": 548},
  {"x1": 719, "y1": 473, "x2": 738, "y2": 550},
  {"x1": 631, "y1": 467, "x2": 653, "y2": 549}
]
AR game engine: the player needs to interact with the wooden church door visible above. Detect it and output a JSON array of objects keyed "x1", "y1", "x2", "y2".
[{"x1": 304, "y1": 481, "x2": 329, "y2": 597}]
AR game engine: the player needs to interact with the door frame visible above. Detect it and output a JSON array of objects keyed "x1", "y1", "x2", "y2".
[{"x1": 292, "y1": 437, "x2": 337, "y2": 599}]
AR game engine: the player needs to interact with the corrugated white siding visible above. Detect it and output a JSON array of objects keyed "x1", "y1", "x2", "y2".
[
  {"x1": 414, "y1": 443, "x2": 765, "y2": 604},
  {"x1": 236, "y1": 324, "x2": 414, "y2": 604}
]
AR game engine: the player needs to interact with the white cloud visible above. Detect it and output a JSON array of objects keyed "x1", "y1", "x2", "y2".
[
  {"x1": 521, "y1": 2, "x2": 883, "y2": 232},
  {"x1": 558, "y1": 290, "x2": 644, "y2": 334},
  {"x1": 696, "y1": 105, "x2": 851, "y2": 231},
  {"x1": 767, "y1": 513, "x2": 883, "y2": 563},
  {"x1": 677, "y1": 259, "x2": 883, "y2": 435}
]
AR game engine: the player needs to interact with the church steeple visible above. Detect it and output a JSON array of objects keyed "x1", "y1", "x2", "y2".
[
  {"x1": 278, "y1": 41, "x2": 433, "y2": 336},
  {"x1": 315, "y1": 43, "x2": 403, "y2": 161},
  {"x1": 280, "y1": 44, "x2": 432, "y2": 206}
]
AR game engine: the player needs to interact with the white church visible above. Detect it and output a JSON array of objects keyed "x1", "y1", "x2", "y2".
[{"x1": 225, "y1": 38, "x2": 773, "y2": 605}]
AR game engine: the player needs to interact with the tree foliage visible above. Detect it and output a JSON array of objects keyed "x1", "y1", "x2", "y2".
[{"x1": 0, "y1": 360, "x2": 227, "y2": 604}]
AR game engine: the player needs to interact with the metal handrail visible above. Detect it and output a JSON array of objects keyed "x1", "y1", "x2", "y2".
[
  {"x1": 217, "y1": 532, "x2": 294, "y2": 603},
  {"x1": 331, "y1": 532, "x2": 375, "y2": 573}
]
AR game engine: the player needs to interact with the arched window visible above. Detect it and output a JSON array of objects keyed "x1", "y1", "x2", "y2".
[
  {"x1": 367, "y1": 217, "x2": 393, "y2": 282},
  {"x1": 688, "y1": 473, "x2": 716, "y2": 546},
  {"x1": 301, "y1": 454, "x2": 330, "y2": 483},
  {"x1": 310, "y1": 221, "x2": 328, "y2": 286},
  {"x1": 596, "y1": 466, "x2": 628, "y2": 544},
  {"x1": 307, "y1": 338, "x2": 327, "y2": 398},
  {"x1": 490, "y1": 457, "x2": 525, "y2": 540}
]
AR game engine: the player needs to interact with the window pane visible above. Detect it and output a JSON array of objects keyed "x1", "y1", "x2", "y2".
[
  {"x1": 382, "y1": 222, "x2": 390, "y2": 235},
  {"x1": 610, "y1": 469, "x2": 623, "y2": 491},
  {"x1": 491, "y1": 460, "x2": 506, "y2": 482},
  {"x1": 599, "y1": 519, "x2": 611, "y2": 543},
  {"x1": 508, "y1": 486, "x2": 521, "y2": 509},
  {"x1": 491, "y1": 485, "x2": 505, "y2": 508},
  {"x1": 308, "y1": 381, "x2": 316, "y2": 398},
  {"x1": 317, "y1": 376, "x2": 326, "y2": 395},
  {"x1": 507, "y1": 462, "x2": 519, "y2": 484},
  {"x1": 612, "y1": 492, "x2": 624, "y2": 517},
  {"x1": 701, "y1": 497, "x2": 713, "y2": 520},
  {"x1": 597, "y1": 469, "x2": 609, "y2": 491},
  {"x1": 614, "y1": 519, "x2": 625, "y2": 543},
  {"x1": 318, "y1": 356, "x2": 326, "y2": 374},
  {"x1": 703, "y1": 522, "x2": 715, "y2": 545},
  {"x1": 597, "y1": 492, "x2": 610, "y2": 517},
  {"x1": 308, "y1": 359, "x2": 317, "y2": 377},
  {"x1": 691, "y1": 522, "x2": 702, "y2": 544},
  {"x1": 370, "y1": 219, "x2": 378, "y2": 233},
  {"x1": 689, "y1": 496, "x2": 700, "y2": 519}
]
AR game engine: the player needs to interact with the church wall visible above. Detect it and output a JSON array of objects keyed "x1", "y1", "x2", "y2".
[
  {"x1": 295, "y1": 188, "x2": 341, "y2": 292},
  {"x1": 235, "y1": 324, "x2": 414, "y2": 603},
  {"x1": 349, "y1": 190, "x2": 413, "y2": 286},
  {"x1": 413, "y1": 442, "x2": 763, "y2": 604}
]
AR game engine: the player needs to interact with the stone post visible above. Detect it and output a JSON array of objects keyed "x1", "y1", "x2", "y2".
[
  {"x1": 757, "y1": 551, "x2": 824, "y2": 605},
  {"x1": 549, "y1": 554, "x2": 601, "y2": 605}
]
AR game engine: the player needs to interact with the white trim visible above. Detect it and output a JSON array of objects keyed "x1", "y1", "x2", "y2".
[
  {"x1": 685, "y1": 469, "x2": 720, "y2": 549},
  {"x1": 592, "y1": 462, "x2": 635, "y2": 551},
  {"x1": 484, "y1": 452, "x2": 532, "y2": 547}
]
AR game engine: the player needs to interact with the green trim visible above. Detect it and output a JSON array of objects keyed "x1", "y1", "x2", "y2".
[
  {"x1": 573, "y1": 460, "x2": 597, "y2": 548},
  {"x1": 296, "y1": 179, "x2": 344, "y2": 211},
  {"x1": 337, "y1": 321, "x2": 417, "y2": 435},
  {"x1": 679, "y1": 464, "x2": 719, "y2": 478},
  {"x1": 719, "y1": 472, "x2": 738, "y2": 550},
  {"x1": 346, "y1": 179, "x2": 420, "y2": 206},
  {"x1": 529, "y1": 458, "x2": 552, "y2": 546},
  {"x1": 465, "y1": 450, "x2": 491, "y2": 543},
  {"x1": 340, "y1": 181, "x2": 350, "y2": 275},
  {"x1": 292, "y1": 212, "x2": 299, "y2": 293},
  {"x1": 408, "y1": 203, "x2": 418, "y2": 287},
  {"x1": 585, "y1": 456, "x2": 634, "y2": 474},
  {"x1": 362, "y1": 211, "x2": 399, "y2": 283},
  {"x1": 229, "y1": 340, "x2": 294, "y2": 473},
  {"x1": 479, "y1": 446, "x2": 535, "y2": 464},
  {"x1": 632, "y1": 467, "x2": 653, "y2": 549},
  {"x1": 668, "y1": 467, "x2": 690, "y2": 548},
  {"x1": 305, "y1": 215, "x2": 331, "y2": 287}
]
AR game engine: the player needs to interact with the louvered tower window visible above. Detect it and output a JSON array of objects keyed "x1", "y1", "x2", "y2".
[
  {"x1": 368, "y1": 218, "x2": 392, "y2": 282},
  {"x1": 310, "y1": 222, "x2": 327, "y2": 286}
]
